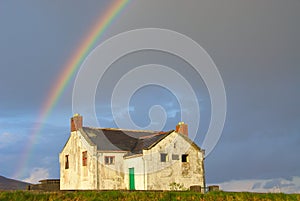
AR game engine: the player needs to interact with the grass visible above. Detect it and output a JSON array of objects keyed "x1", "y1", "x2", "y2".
[{"x1": 0, "y1": 190, "x2": 300, "y2": 201}]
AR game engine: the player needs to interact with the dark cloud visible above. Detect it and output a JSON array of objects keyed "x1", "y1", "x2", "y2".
[
  {"x1": 0, "y1": 0, "x2": 299, "y2": 192},
  {"x1": 206, "y1": 125, "x2": 300, "y2": 183}
]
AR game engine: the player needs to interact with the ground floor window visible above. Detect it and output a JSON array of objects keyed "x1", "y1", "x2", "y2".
[{"x1": 65, "y1": 155, "x2": 69, "y2": 169}]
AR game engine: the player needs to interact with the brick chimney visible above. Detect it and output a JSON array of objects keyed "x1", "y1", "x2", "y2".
[
  {"x1": 71, "y1": 114, "x2": 82, "y2": 132},
  {"x1": 175, "y1": 122, "x2": 188, "y2": 136}
]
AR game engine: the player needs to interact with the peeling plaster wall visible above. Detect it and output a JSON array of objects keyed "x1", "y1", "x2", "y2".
[
  {"x1": 144, "y1": 132, "x2": 205, "y2": 190},
  {"x1": 59, "y1": 131, "x2": 97, "y2": 190},
  {"x1": 59, "y1": 131, "x2": 205, "y2": 191},
  {"x1": 97, "y1": 152, "x2": 126, "y2": 190}
]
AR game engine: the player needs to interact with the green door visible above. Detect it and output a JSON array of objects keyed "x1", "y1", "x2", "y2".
[{"x1": 129, "y1": 168, "x2": 135, "y2": 190}]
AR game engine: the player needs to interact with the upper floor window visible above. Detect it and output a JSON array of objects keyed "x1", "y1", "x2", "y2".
[
  {"x1": 65, "y1": 155, "x2": 69, "y2": 169},
  {"x1": 172, "y1": 154, "x2": 179, "y2": 160},
  {"x1": 82, "y1": 151, "x2": 87, "y2": 166},
  {"x1": 105, "y1": 156, "x2": 115, "y2": 165},
  {"x1": 182, "y1": 154, "x2": 189, "y2": 163},
  {"x1": 160, "y1": 153, "x2": 168, "y2": 162}
]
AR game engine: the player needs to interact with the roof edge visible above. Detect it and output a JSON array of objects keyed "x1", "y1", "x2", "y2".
[
  {"x1": 144, "y1": 130, "x2": 175, "y2": 150},
  {"x1": 82, "y1": 126, "x2": 158, "y2": 133},
  {"x1": 97, "y1": 150, "x2": 128, "y2": 153},
  {"x1": 78, "y1": 128, "x2": 96, "y2": 147},
  {"x1": 124, "y1": 153, "x2": 143, "y2": 159},
  {"x1": 176, "y1": 132, "x2": 203, "y2": 151}
]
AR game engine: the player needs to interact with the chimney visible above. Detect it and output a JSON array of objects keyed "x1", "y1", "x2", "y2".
[
  {"x1": 71, "y1": 114, "x2": 83, "y2": 132},
  {"x1": 175, "y1": 122, "x2": 188, "y2": 136}
]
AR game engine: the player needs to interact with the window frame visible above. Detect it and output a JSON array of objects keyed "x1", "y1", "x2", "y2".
[
  {"x1": 181, "y1": 154, "x2": 189, "y2": 163},
  {"x1": 65, "y1": 155, "x2": 69, "y2": 169},
  {"x1": 104, "y1": 156, "x2": 115, "y2": 165},
  {"x1": 160, "y1": 153, "x2": 168, "y2": 162},
  {"x1": 82, "y1": 151, "x2": 87, "y2": 166},
  {"x1": 172, "y1": 154, "x2": 179, "y2": 160}
]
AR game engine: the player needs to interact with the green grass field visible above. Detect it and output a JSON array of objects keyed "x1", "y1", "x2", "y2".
[{"x1": 0, "y1": 190, "x2": 300, "y2": 201}]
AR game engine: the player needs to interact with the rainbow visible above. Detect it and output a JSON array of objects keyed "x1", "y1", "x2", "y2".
[{"x1": 14, "y1": 0, "x2": 130, "y2": 179}]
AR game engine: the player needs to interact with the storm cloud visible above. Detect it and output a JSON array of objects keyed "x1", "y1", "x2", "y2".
[{"x1": 0, "y1": 0, "x2": 299, "y2": 192}]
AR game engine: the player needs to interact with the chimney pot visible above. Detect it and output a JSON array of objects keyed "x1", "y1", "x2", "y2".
[
  {"x1": 71, "y1": 114, "x2": 83, "y2": 132},
  {"x1": 176, "y1": 122, "x2": 188, "y2": 136}
]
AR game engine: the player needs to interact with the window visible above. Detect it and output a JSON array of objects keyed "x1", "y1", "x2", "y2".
[
  {"x1": 65, "y1": 155, "x2": 69, "y2": 169},
  {"x1": 160, "y1": 153, "x2": 167, "y2": 162},
  {"x1": 172, "y1": 154, "x2": 179, "y2": 160},
  {"x1": 105, "y1": 156, "x2": 115, "y2": 165},
  {"x1": 82, "y1": 151, "x2": 87, "y2": 166},
  {"x1": 182, "y1": 154, "x2": 188, "y2": 162}
]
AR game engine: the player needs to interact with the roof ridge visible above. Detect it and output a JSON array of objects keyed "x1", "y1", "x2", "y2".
[
  {"x1": 138, "y1": 132, "x2": 166, "y2": 139},
  {"x1": 83, "y1": 126, "x2": 158, "y2": 133},
  {"x1": 144, "y1": 130, "x2": 175, "y2": 150}
]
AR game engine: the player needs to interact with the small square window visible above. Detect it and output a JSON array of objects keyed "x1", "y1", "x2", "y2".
[
  {"x1": 160, "y1": 153, "x2": 167, "y2": 162},
  {"x1": 65, "y1": 155, "x2": 69, "y2": 169},
  {"x1": 172, "y1": 154, "x2": 179, "y2": 160},
  {"x1": 105, "y1": 156, "x2": 115, "y2": 165},
  {"x1": 182, "y1": 154, "x2": 188, "y2": 162},
  {"x1": 82, "y1": 151, "x2": 87, "y2": 166}
]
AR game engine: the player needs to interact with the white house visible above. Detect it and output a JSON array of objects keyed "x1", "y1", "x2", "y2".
[{"x1": 59, "y1": 114, "x2": 205, "y2": 191}]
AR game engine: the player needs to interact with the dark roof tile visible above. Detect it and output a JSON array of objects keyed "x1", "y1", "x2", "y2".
[{"x1": 81, "y1": 127, "x2": 173, "y2": 153}]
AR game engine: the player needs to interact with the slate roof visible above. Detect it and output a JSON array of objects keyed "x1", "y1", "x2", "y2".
[
  {"x1": 80, "y1": 127, "x2": 174, "y2": 154},
  {"x1": 131, "y1": 131, "x2": 174, "y2": 154}
]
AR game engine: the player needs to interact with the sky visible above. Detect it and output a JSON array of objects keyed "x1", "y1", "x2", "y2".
[{"x1": 0, "y1": 0, "x2": 300, "y2": 193}]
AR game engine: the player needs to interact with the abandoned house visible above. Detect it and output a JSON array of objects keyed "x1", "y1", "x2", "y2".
[{"x1": 59, "y1": 114, "x2": 205, "y2": 191}]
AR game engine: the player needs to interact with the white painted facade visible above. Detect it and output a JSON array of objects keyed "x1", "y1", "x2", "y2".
[
  {"x1": 59, "y1": 130, "x2": 98, "y2": 190},
  {"x1": 123, "y1": 132, "x2": 205, "y2": 190},
  {"x1": 60, "y1": 116, "x2": 205, "y2": 191}
]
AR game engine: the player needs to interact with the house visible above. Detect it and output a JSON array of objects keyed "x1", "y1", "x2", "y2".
[{"x1": 59, "y1": 114, "x2": 205, "y2": 191}]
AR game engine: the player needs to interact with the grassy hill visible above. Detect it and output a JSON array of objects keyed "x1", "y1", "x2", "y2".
[
  {"x1": 0, "y1": 175, "x2": 31, "y2": 190},
  {"x1": 0, "y1": 190, "x2": 300, "y2": 201}
]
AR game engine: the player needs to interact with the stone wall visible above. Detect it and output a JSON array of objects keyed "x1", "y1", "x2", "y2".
[
  {"x1": 60, "y1": 130, "x2": 205, "y2": 191},
  {"x1": 97, "y1": 152, "x2": 127, "y2": 190},
  {"x1": 144, "y1": 132, "x2": 205, "y2": 191},
  {"x1": 28, "y1": 179, "x2": 60, "y2": 191},
  {"x1": 60, "y1": 131, "x2": 97, "y2": 190}
]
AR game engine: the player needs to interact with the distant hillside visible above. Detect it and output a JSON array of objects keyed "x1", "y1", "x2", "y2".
[{"x1": 0, "y1": 175, "x2": 31, "y2": 190}]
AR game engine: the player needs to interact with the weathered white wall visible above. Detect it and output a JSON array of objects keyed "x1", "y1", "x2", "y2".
[
  {"x1": 59, "y1": 130, "x2": 97, "y2": 190},
  {"x1": 60, "y1": 130, "x2": 205, "y2": 191},
  {"x1": 124, "y1": 155, "x2": 145, "y2": 190},
  {"x1": 143, "y1": 132, "x2": 205, "y2": 190},
  {"x1": 97, "y1": 152, "x2": 127, "y2": 190}
]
